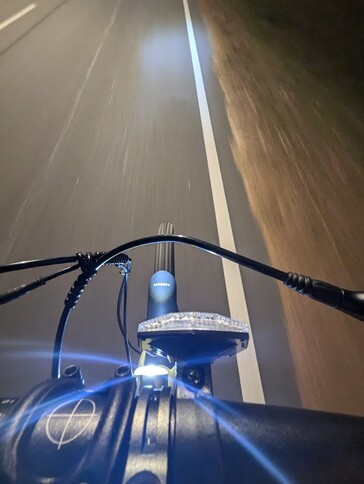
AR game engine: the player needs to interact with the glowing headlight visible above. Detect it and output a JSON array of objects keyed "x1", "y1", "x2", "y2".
[{"x1": 134, "y1": 365, "x2": 169, "y2": 377}]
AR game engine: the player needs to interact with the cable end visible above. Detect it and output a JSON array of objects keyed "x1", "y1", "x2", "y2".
[{"x1": 285, "y1": 273, "x2": 364, "y2": 322}]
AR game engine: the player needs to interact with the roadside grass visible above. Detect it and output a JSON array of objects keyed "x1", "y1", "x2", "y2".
[{"x1": 198, "y1": 0, "x2": 364, "y2": 415}]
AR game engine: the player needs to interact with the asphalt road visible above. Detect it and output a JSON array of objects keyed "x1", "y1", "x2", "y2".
[{"x1": 0, "y1": 0, "x2": 300, "y2": 406}]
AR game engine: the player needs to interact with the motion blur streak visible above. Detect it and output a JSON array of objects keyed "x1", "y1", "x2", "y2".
[
  {"x1": 176, "y1": 375, "x2": 290, "y2": 483},
  {"x1": 44, "y1": 0, "x2": 121, "y2": 175},
  {"x1": 4, "y1": 349, "x2": 131, "y2": 369},
  {"x1": 194, "y1": 396, "x2": 291, "y2": 484},
  {"x1": 198, "y1": 0, "x2": 364, "y2": 415}
]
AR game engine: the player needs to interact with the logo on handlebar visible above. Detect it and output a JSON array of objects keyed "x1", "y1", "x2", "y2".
[{"x1": 45, "y1": 398, "x2": 96, "y2": 450}]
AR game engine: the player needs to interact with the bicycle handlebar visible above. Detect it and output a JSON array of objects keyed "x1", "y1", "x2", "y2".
[
  {"x1": 1, "y1": 235, "x2": 363, "y2": 319},
  {"x1": 0, "y1": 370, "x2": 363, "y2": 483}
]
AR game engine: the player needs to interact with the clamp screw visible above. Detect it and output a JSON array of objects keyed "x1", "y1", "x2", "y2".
[
  {"x1": 183, "y1": 365, "x2": 205, "y2": 389},
  {"x1": 115, "y1": 365, "x2": 130, "y2": 378},
  {"x1": 62, "y1": 365, "x2": 83, "y2": 379}
]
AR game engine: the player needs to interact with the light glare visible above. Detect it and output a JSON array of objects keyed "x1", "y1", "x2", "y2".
[{"x1": 134, "y1": 365, "x2": 169, "y2": 377}]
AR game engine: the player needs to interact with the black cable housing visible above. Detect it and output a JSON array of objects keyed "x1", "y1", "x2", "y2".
[
  {"x1": 0, "y1": 264, "x2": 79, "y2": 305},
  {"x1": 285, "y1": 272, "x2": 364, "y2": 321},
  {"x1": 0, "y1": 256, "x2": 78, "y2": 274},
  {"x1": 93, "y1": 234, "x2": 288, "y2": 281},
  {"x1": 51, "y1": 266, "x2": 98, "y2": 378},
  {"x1": 0, "y1": 252, "x2": 130, "y2": 274}
]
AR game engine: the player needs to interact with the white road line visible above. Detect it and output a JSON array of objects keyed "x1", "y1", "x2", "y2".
[
  {"x1": 182, "y1": 0, "x2": 265, "y2": 404},
  {"x1": 0, "y1": 3, "x2": 37, "y2": 32}
]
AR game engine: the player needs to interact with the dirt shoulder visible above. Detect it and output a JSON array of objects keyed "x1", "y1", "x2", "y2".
[{"x1": 198, "y1": 0, "x2": 364, "y2": 415}]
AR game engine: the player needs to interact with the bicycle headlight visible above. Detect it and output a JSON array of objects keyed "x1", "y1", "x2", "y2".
[
  {"x1": 134, "y1": 365, "x2": 169, "y2": 377},
  {"x1": 138, "y1": 312, "x2": 249, "y2": 362}
]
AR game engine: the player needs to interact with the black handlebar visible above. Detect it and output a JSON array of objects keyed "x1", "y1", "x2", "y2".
[{"x1": 1, "y1": 371, "x2": 363, "y2": 483}]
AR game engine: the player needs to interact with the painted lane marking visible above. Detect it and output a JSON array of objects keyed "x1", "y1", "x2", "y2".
[
  {"x1": 182, "y1": 0, "x2": 265, "y2": 403},
  {"x1": 0, "y1": 3, "x2": 37, "y2": 32}
]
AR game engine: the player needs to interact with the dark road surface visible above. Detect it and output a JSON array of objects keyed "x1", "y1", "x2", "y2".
[{"x1": 0, "y1": 0, "x2": 299, "y2": 407}]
